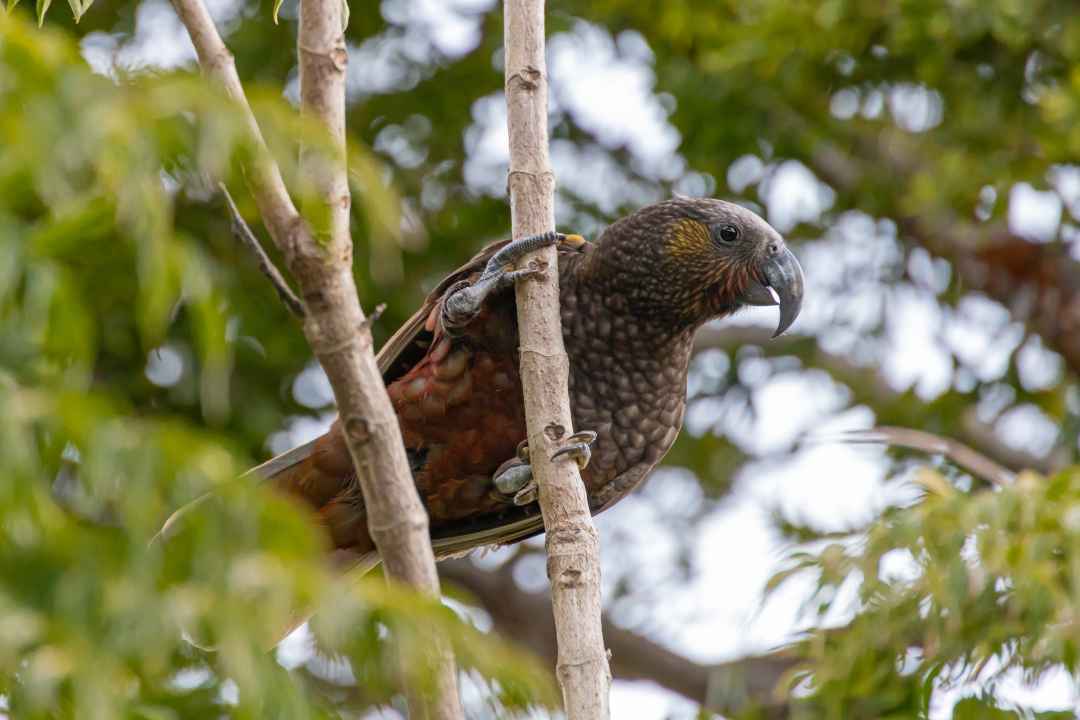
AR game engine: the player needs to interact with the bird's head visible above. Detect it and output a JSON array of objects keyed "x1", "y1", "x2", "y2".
[{"x1": 598, "y1": 197, "x2": 804, "y2": 337}]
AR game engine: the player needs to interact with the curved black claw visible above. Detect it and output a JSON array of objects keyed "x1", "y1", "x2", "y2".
[{"x1": 550, "y1": 430, "x2": 598, "y2": 470}]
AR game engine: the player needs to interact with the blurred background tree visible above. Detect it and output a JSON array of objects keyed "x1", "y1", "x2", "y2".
[{"x1": 1, "y1": 0, "x2": 1078, "y2": 718}]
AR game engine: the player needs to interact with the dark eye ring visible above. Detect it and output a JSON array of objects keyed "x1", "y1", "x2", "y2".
[{"x1": 718, "y1": 224, "x2": 739, "y2": 243}]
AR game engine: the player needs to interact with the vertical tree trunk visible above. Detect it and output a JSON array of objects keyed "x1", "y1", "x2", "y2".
[
  {"x1": 502, "y1": 1, "x2": 612, "y2": 717},
  {"x1": 294, "y1": 2, "x2": 463, "y2": 717}
]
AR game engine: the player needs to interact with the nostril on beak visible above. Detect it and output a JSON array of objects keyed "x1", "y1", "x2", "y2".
[{"x1": 766, "y1": 241, "x2": 781, "y2": 256}]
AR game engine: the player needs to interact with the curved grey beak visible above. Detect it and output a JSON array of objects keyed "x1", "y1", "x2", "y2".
[{"x1": 740, "y1": 246, "x2": 805, "y2": 337}]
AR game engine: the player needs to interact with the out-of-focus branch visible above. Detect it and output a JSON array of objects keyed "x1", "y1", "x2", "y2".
[
  {"x1": 909, "y1": 219, "x2": 1080, "y2": 378},
  {"x1": 503, "y1": 0, "x2": 611, "y2": 717},
  {"x1": 440, "y1": 559, "x2": 799, "y2": 719},
  {"x1": 838, "y1": 426, "x2": 1015, "y2": 487},
  {"x1": 169, "y1": 0, "x2": 462, "y2": 712},
  {"x1": 693, "y1": 325, "x2": 1057, "y2": 475},
  {"x1": 811, "y1": 131, "x2": 1080, "y2": 379},
  {"x1": 169, "y1": 0, "x2": 305, "y2": 251}
]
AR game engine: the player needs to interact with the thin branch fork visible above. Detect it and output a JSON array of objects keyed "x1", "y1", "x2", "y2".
[
  {"x1": 219, "y1": 183, "x2": 306, "y2": 318},
  {"x1": 503, "y1": 0, "x2": 612, "y2": 717}
]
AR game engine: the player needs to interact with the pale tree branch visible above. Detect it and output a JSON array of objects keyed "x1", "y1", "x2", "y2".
[
  {"x1": 441, "y1": 559, "x2": 799, "y2": 719},
  {"x1": 169, "y1": 0, "x2": 463, "y2": 713},
  {"x1": 503, "y1": 1, "x2": 611, "y2": 717},
  {"x1": 294, "y1": 0, "x2": 462, "y2": 716}
]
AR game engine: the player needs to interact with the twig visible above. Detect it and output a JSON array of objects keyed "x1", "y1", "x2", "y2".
[
  {"x1": 359, "y1": 302, "x2": 386, "y2": 331},
  {"x1": 219, "y1": 182, "x2": 306, "y2": 318},
  {"x1": 168, "y1": 0, "x2": 302, "y2": 246},
  {"x1": 832, "y1": 425, "x2": 1016, "y2": 488},
  {"x1": 503, "y1": 1, "x2": 612, "y2": 717}
]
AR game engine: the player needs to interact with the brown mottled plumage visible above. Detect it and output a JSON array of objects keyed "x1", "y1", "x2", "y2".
[{"x1": 232, "y1": 197, "x2": 804, "y2": 564}]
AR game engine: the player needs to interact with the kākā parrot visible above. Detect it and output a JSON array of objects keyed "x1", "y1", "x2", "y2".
[{"x1": 168, "y1": 197, "x2": 803, "y2": 568}]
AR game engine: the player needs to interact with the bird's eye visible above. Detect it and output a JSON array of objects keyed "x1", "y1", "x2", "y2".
[{"x1": 717, "y1": 224, "x2": 740, "y2": 243}]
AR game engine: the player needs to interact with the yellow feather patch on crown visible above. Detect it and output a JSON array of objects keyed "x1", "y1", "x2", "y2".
[{"x1": 666, "y1": 218, "x2": 712, "y2": 259}]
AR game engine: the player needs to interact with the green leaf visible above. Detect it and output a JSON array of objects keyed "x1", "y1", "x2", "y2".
[
  {"x1": 952, "y1": 697, "x2": 1020, "y2": 720},
  {"x1": 5, "y1": 0, "x2": 21, "y2": 12},
  {"x1": 64, "y1": 0, "x2": 82, "y2": 22},
  {"x1": 271, "y1": 0, "x2": 282, "y2": 24},
  {"x1": 34, "y1": 0, "x2": 50, "y2": 25}
]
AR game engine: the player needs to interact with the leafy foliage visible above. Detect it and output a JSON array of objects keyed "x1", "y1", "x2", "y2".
[
  {"x1": 3, "y1": 0, "x2": 1079, "y2": 716},
  {"x1": 0, "y1": 13, "x2": 554, "y2": 717},
  {"x1": 763, "y1": 468, "x2": 1080, "y2": 718}
]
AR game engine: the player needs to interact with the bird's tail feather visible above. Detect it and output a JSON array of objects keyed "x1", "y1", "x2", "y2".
[
  {"x1": 245, "y1": 437, "x2": 321, "y2": 481},
  {"x1": 157, "y1": 435, "x2": 545, "y2": 595},
  {"x1": 431, "y1": 515, "x2": 545, "y2": 559},
  {"x1": 153, "y1": 438, "x2": 320, "y2": 547},
  {"x1": 153, "y1": 437, "x2": 379, "y2": 651},
  {"x1": 239, "y1": 438, "x2": 548, "y2": 560}
]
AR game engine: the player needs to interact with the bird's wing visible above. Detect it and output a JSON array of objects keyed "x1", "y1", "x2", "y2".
[
  {"x1": 159, "y1": 234, "x2": 591, "y2": 555},
  {"x1": 243, "y1": 237, "x2": 516, "y2": 490},
  {"x1": 430, "y1": 514, "x2": 545, "y2": 559},
  {"x1": 376, "y1": 237, "x2": 513, "y2": 382}
]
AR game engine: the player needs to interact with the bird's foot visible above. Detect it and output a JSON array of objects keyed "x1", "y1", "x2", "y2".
[
  {"x1": 493, "y1": 440, "x2": 536, "y2": 505},
  {"x1": 493, "y1": 462, "x2": 536, "y2": 505},
  {"x1": 493, "y1": 460, "x2": 538, "y2": 507},
  {"x1": 492, "y1": 431, "x2": 595, "y2": 507},
  {"x1": 513, "y1": 480, "x2": 538, "y2": 507},
  {"x1": 442, "y1": 231, "x2": 565, "y2": 331}
]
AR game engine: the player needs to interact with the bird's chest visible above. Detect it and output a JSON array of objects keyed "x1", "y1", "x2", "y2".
[{"x1": 560, "y1": 284, "x2": 692, "y2": 509}]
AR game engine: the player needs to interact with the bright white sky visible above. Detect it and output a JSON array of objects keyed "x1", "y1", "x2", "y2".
[{"x1": 101, "y1": 0, "x2": 1080, "y2": 716}]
